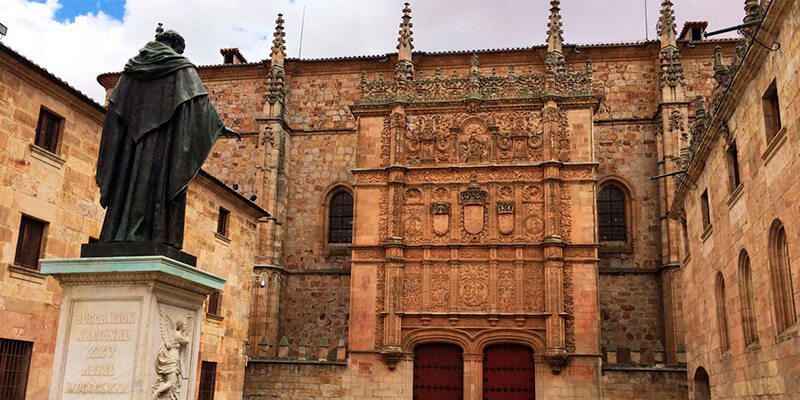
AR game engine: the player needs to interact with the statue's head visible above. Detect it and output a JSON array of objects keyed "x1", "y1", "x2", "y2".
[
  {"x1": 175, "y1": 319, "x2": 185, "y2": 330},
  {"x1": 156, "y1": 29, "x2": 186, "y2": 54}
]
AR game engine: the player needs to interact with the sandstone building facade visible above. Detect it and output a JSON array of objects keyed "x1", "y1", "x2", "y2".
[
  {"x1": 1, "y1": 0, "x2": 795, "y2": 399},
  {"x1": 671, "y1": 0, "x2": 800, "y2": 398}
]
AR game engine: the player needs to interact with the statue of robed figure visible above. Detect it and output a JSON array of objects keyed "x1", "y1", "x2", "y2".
[{"x1": 93, "y1": 27, "x2": 237, "y2": 254}]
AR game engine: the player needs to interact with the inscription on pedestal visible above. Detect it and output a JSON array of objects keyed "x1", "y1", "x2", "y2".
[{"x1": 60, "y1": 300, "x2": 141, "y2": 399}]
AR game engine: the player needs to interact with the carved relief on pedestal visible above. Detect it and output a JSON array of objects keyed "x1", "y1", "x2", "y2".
[
  {"x1": 459, "y1": 264, "x2": 489, "y2": 310},
  {"x1": 152, "y1": 307, "x2": 194, "y2": 400}
]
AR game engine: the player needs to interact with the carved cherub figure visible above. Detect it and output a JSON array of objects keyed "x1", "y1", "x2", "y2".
[{"x1": 152, "y1": 308, "x2": 193, "y2": 400}]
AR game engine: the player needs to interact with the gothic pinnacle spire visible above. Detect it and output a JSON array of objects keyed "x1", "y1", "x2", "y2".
[
  {"x1": 657, "y1": 0, "x2": 677, "y2": 48},
  {"x1": 395, "y1": 2, "x2": 414, "y2": 81},
  {"x1": 545, "y1": 0, "x2": 564, "y2": 54},
  {"x1": 270, "y1": 13, "x2": 286, "y2": 68}
]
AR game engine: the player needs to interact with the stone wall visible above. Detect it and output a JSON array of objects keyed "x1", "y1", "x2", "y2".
[
  {"x1": 184, "y1": 173, "x2": 265, "y2": 400},
  {"x1": 680, "y1": 1, "x2": 800, "y2": 398},
  {"x1": 602, "y1": 368, "x2": 688, "y2": 400},
  {"x1": 0, "y1": 48, "x2": 105, "y2": 399}
]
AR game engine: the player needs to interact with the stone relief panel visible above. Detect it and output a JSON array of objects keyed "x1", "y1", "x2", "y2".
[
  {"x1": 458, "y1": 264, "x2": 489, "y2": 311},
  {"x1": 403, "y1": 263, "x2": 423, "y2": 312},
  {"x1": 430, "y1": 263, "x2": 450, "y2": 312},
  {"x1": 523, "y1": 264, "x2": 546, "y2": 313},
  {"x1": 497, "y1": 265, "x2": 516, "y2": 313},
  {"x1": 400, "y1": 111, "x2": 556, "y2": 167}
]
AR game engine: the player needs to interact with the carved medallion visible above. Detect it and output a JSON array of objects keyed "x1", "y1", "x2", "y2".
[
  {"x1": 432, "y1": 203, "x2": 451, "y2": 236},
  {"x1": 459, "y1": 265, "x2": 488, "y2": 307},
  {"x1": 497, "y1": 202, "x2": 515, "y2": 235}
]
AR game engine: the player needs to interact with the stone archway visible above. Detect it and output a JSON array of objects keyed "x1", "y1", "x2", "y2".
[{"x1": 693, "y1": 366, "x2": 710, "y2": 400}]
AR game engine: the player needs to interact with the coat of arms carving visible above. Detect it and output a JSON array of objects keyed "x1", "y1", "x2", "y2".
[
  {"x1": 461, "y1": 181, "x2": 487, "y2": 235},
  {"x1": 432, "y1": 203, "x2": 451, "y2": 236},
  {"x1": 497, "y1": 202, "x2": 515, "y2": 235}
]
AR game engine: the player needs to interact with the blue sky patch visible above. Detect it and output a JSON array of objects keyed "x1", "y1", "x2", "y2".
[{"x1": 32, "y1": 0, "x2": 126, "y2": 22}]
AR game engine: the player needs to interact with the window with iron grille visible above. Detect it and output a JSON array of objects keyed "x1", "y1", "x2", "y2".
[
  {"x1": 328, "y1": 191, "x2": 353, "y2": 244},
  {"x1": 34, "y1": 107, "x2": 63, "y2": 154},
  {"x1": 0, "y1": 338, "x2": 33, "y2": 400},
  {"x1": 198, "y1": 361, "x2": 217, "y2": 400},
  {"x1": 14, "y1": 215, "x2": 47, "y2": 270},
  {"x1": 598, "y1": 186, "x2": 626, "y2": 241},
  {"x1": 216, "y1": 207, "x2": 229, "y2": 237},
  {"x1": 207, "y1": 291, "x2": 222, "y2": 317}
]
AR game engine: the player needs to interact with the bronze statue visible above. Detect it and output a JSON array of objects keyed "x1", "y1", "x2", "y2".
[{"x1": 95, "y1": 26, "x2": 238, "y2": 250}]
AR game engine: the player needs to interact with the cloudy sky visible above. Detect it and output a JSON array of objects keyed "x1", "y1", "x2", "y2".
[{"x1": 0, "y1": 0, "x2": 745, "y2": 102}]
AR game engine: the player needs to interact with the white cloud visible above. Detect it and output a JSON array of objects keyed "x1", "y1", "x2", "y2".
[{"x1": 0, "y1": 0, "x2": 745, "y2": 102}]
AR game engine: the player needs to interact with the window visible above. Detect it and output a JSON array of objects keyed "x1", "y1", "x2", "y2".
[
  {"x1": 726, "y1": 141, "x2": 741, "y2": 190},
  {"x1": 34, "y1": 107, "x2": 63, "y2": 154},
  {"x1": 700, "y1": 190, "x2": 711, "y2": 230},
  {"x1": 693, "y1": 367, "x2": 711, "y2": 400},
  {"x1": 681, "y1": 218, "x2": 690, "y2": 256},
  {"x1": 691, "y1": 27, "x2": 703, "y2": 41},
  {"x1": 598, "y1": 186, "x2": 627, "y2": 241},
  {"x1": 716, "y1": 272, "x2": 730, "y2": 353},
  {"x1": 207, "y1": 291, "x2": 222, "y2": 317},
  {"x1": 739, "y1": 251, "x2": 758, "y2": 345},
  {"x1": 328, "y1": 191, "x2": 353, "y2": 244},
  {"x1": 198, "y1": 361, "x2": 217, "y2": 400},
  {"x1": 216, "y1": 207, "x2": 230, "y2": 237},
  {"x1": 14, "y1": 216, "x2": 46, "y2": 270},
  {"x1": 762, "y1": 80, "x2": 782, "y2": 143},
  {"x1": 223, "y1": 53, "x2": 234, "y2": 64},
  {"x1": 769, "y1": 220, "x2": 796, "y2": 334},
  {"x1": 0, "y1": 338, "x2": 33, "y2": 400}
]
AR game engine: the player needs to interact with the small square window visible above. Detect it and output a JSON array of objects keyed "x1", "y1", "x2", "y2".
[
  {"x1": 216, "y1": 207, "x2": 230, "y2": 237},
  {"x1": 762, "y1": 80, "x2": 782, "y2": 143},
  {"x1": 726, "y1": 141, "x2": 741, "y2": 191},
  {"x1": 34, "y1": 107, "x2": 63, "y2": 154},
  {"x1": 207, "y1": 291, "x2": 222, "y2": 317},
  {"x1": 14, "y1": 215, "x2": 47, "y2": 270},
  {"x1": 700, "y1": 190, "x2": 711, "y2": 230}
]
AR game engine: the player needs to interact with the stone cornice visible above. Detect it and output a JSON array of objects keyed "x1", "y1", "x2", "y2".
[{"x1": 669, "y1": 0, "x2": 784, "y2": 219}]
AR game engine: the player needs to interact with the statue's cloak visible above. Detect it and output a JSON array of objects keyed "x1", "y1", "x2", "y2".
[{"x1": 96, "y1": 41, "x2": 227, "y2": 248}]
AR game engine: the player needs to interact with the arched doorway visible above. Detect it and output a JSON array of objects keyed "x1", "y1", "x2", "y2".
[
  {"x1": 483, "y1": 344, "x2": 535, "y2": 400},
  {"x1": 413, "y1": 343, "x2": 463, "y2": 400},
  {"x1": 693, "y1": 367, "x2": 710, "y2": 400}
]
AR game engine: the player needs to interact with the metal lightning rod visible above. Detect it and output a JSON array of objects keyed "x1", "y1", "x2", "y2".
[{"x1": 298, "y1": 5, "x2": 306, "y2": 58}]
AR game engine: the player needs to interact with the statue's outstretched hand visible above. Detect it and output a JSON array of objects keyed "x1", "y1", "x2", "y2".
[{"x1": 221, "y1": 127, "x2": 242, "y2": 141}]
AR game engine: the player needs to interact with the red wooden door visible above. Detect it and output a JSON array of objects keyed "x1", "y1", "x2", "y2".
[
  {"x1": 483, "y1": 344, "x2": 535, "y2": 400},
  {"x1": 413, "y1": 343, "x2": 463, "y2": 400}
]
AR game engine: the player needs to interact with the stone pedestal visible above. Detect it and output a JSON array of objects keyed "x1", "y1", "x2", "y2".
[{"x1": 41, "y1": 256, "x2": 225, "y2": 400}]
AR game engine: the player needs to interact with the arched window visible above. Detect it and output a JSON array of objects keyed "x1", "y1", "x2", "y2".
[
  {"x1": 738, "y1": 250, "x2": 758, "y2": 345},
  {"x1": 328, "y1": 191, "x2": 353, "y2": 244},
  {"x1": 693, "y1": 367, "x2": 711, "y2": 400},
  {"x1": 598, "y1": 185, "x2": 627, "y2": 241},
  {"x1": 769, "y1": 220, "x2": 796, "y2": 334},
  {"x1": 716, "y1": 272, "x2": 730, "y2": 353}
]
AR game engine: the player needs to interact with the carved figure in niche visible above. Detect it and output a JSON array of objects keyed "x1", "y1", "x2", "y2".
[
  {"x1": 153, "y1": 308, "x2": 193, "y2": 400},
  {"x1": 459, "y1": 118, "x2": 489, "y2": 163},
  {"x1": 432, "y1": 203, "x2": 451, "y2": 236},
  {"x1": 407, "y1": 115, "x2": 451, "y2": 164}
]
